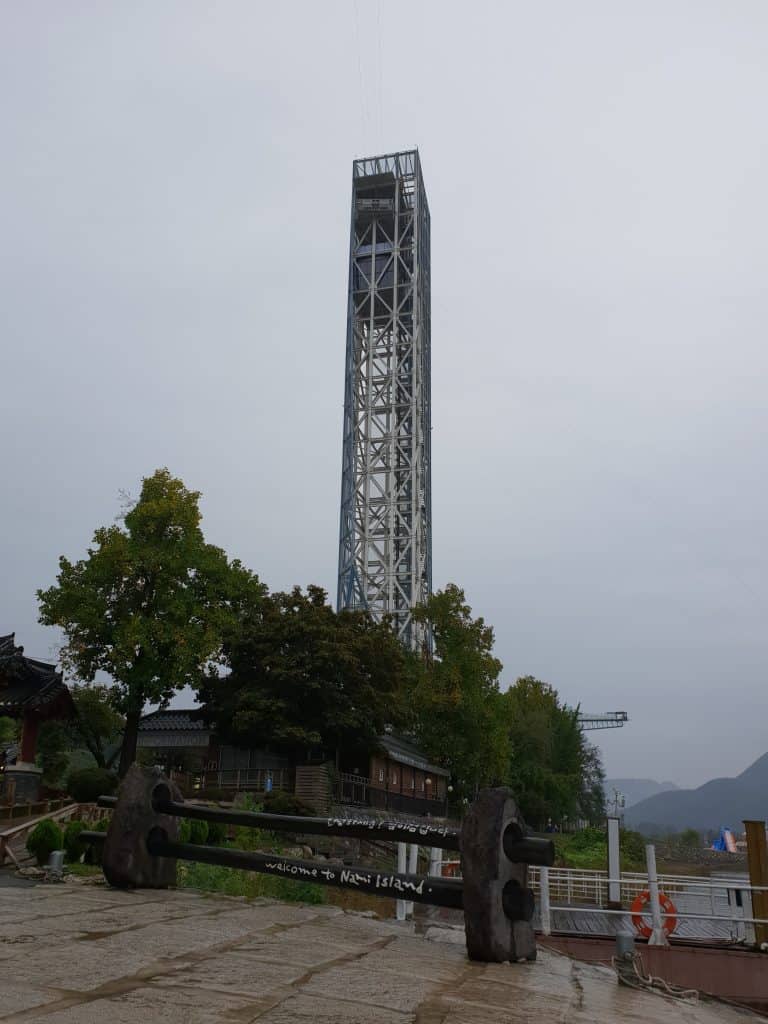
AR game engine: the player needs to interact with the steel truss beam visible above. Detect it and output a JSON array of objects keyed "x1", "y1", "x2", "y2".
[{"x1": 337, "y1": 150, "x2": 432, "y2": 650}]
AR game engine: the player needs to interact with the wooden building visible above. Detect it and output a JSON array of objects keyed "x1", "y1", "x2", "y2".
[
  {"x1": 137, "y1": 711, "x2": 449, "y2": 816},
  {"x1": 137, "y1": 710, "x2": 292, "y2": 793},
  {"x1": 341, "y1": 733, "x2": 449, "y2": 816},
  {"x1": 0, "y1": 634, "x2": 75, "y2": 802}
]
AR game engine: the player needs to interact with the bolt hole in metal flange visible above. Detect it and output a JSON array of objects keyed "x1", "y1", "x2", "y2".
[
  {"x1": 502, "y1": 879, "x2": 535, "y2": 922},
  {"x1": 151, "y1": 782, "x2": 172, "y2": 812},
  {"x1": 146, "y1": 826, "x2": 169, "y2": 856}
]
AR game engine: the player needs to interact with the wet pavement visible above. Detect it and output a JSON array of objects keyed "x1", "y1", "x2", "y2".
[{"x1": 0, "y1": 877, "x2": 759, "y2": 1022}]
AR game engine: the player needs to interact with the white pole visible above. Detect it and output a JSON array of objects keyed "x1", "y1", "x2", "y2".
[
  {"x1": 396, "y1": 842, "x2": 407, "y2": 921},
  {"x1": 540, "y1": 865, "x2": 552, "y2": 936},
  {"x1": 405, "y1": 843, "x2": 418, "y2": 917},
  {"x1": 645, "y1": 844, "x2": 668, "y2": 946},
  {"x1": 607, "y1": 816, "x2": 621, "y2": 906},
  {"x1": 428, "y1": 846, "x2": 441, "y2": 877}
]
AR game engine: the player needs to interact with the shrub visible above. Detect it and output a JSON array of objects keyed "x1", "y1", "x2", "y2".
[
  {"x1": 63, "y1": 819, "x2": 87, "y2": 863},
  {"x1": 26, "y1": 819, "x2": 63, "y2": 866},
  {"x1": 620, "y1": 828, "x2": 646, "y2": 868},
  {"x1": 188, "y1": 818, "x2": 209, "y2": 845},
  {"x1": 84, "y1": 815, "x2": 110, "y2": 865},
  {"x1": 179, "y1": 818, "x2": 192, "y2": 843},
  {"x1": 206, "y1": 819, "x2": 227, "y2": 846},
  {"x1": 263, "y1": 790, "x2": 315, "y2": 817},
  {"x1": 66, "y1": 767, "x2": 118, "y2": 803},
  {"x1": 178, "y1": 861, "x2": 326, "y2": 904}
]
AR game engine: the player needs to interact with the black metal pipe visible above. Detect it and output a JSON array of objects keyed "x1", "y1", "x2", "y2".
[
  {"x1": 503, "y1": 825, "x2": 554, "y2": 867},
  {"x1": 80, "y1": 830, "x2": 106, "y2": 844},
  {"x1": 97, "y1": 794, "x2": 463, "y2": 851},
  {"x1": 146, "y1": 835, "x2": 465, "y2": 909}
]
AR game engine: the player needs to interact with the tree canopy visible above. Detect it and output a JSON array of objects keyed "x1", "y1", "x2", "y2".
[
  {"x1": 505, "y1": 676, "x2": 605, "y2": 826},
  {"x1": 410, "y1": 584, "x2": 509, "y2": 797},
  {"x1": 68, "y1": 685, "x2": 124, "y2": 769},
  {"x1": 198, "y1": 584, "x2": 411, "y2": 761},
  {"x1": 0, "y1": 716, "x2": 18, "y2": 746},
  {"x1": 38, "y1": 468, "x2": 264, "y2": 775}
]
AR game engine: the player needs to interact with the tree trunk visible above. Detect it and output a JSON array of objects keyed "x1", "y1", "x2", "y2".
[{"x1": 118, "y1": 707, "x2": 141, "y2": 778}]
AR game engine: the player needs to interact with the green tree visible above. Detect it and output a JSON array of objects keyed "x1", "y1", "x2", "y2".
[
  {"x1": 37, "y1": 720, "x2": 70, "y2": 786},
  {"x1": 505, "y1": 676, "x2": 605, "y2": 826},
  {"x1": 579, "y1": 739, "x2": 606, "y2": 824},
  {"x1": 199, "y1": 585, "x2": 410, "y2": 762},
  {"x1": 68, "y1": 685, "x2": 124, "y2": 769},
  {"x1": 0, "y1": 716, "x2": 18, "y2": 746},
  {"x1": 410, "y1": 585, "x2": 509, "y2": 797},
  {"x1": 38, "y1": 468, "x2": 264, "y2": 776},
  {"x1": 678, "y1": 827, "x2": 701, "y2": 849}
]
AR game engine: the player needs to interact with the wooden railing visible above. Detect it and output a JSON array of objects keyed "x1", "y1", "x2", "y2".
[
  {"x1": 333, "y1": 773, "x2": 447, "y2": 816},
  {"x1": 0, "y1": 797, "x2": 70, "y2": 823},
  {"x1": 0, "y1": 803, "x2": 79, "y2": 867},
  {"x1": 170, "y1": 768, "x2": 290, "y2": 794}
]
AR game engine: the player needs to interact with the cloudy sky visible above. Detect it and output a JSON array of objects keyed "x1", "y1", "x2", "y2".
[{"x1": 2, "y1": 2, "x2": 766, "y2": 788}]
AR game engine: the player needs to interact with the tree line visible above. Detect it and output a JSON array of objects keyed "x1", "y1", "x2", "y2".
[{"x1": 36, "y1": 468, "x2": 605, "y2": 824}]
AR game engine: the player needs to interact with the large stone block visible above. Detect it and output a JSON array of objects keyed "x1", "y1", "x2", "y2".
[
  {"x1": 102, "y1": 764, "x2": 182, "y2": 889},
  {"x1": 460, "y1": 787, "x2": 536, "y2": 963}
]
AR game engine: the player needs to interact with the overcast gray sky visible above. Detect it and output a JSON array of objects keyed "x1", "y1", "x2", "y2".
[{"x1": 2, "y1": 2, "x2": 766, "y2": 788}]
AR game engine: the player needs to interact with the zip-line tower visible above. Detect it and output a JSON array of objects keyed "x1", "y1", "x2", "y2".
[{"x1": 337, "y1": 150, "x2": 432, "y2": 650}]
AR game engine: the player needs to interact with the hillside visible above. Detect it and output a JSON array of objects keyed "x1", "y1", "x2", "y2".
[
  {"x1": 605, "y1": 778, "x2": 678, "y2": 808},
  {"x1": 624, "y1": 751, "x2": 768, "y2": 834}
]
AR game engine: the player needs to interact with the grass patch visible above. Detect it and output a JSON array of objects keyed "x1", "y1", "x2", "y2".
[
  {"x1": 553, "y1": 827, "x2": 646, "y2": 872},
  {"x1": 176, "y1": 813, "x2": 327, "y2": 904},
  {"x1": 66, "y1": 863, "x2": 104, "y2": 877},
  {"x1": 178, "y1": 861, "x2": 326, "y2": 904}
]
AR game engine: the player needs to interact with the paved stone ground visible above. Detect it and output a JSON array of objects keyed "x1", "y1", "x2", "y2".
[{"x1": 0, "y1": 878, "x2": 758, "y2": 1023}]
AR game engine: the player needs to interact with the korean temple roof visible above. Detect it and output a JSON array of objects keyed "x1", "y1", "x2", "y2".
[
  {"x1": 138, "y1": 709, "x2": 208, "y2": 732},
  {"x1": 0, "y1": 633, "x2": 73, "y2": 714},
  {"x1": 379, "y1": 733, "x2": 450, "y2": 778}
]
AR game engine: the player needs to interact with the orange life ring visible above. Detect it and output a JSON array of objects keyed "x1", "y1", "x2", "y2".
[{"x1": 630, "y1": 890, "x2": 677, "y2": 938}]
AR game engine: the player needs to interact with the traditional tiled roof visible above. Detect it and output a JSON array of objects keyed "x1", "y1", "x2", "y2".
[
  {"x1": 378, "y1": 733, "x2": 450, "y2": 777},
  {"x1": 138, "y1": 709, "x2": 208, "y2": 732},
  {"x1": 0, "y1": 634, "x2": 73, "y2": 714}
]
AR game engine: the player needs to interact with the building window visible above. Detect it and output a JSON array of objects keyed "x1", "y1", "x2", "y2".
[
  {"x1": 378, "y1": 769, "x2": 384, "y2": 783},
  {"x1": 392, "y1": 774, "x2": 398, "y2": 786}
]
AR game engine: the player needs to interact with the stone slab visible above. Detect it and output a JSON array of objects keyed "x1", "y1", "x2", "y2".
[{"x1": 0, "y1": 880, "x2": 759, "y2": 1024}]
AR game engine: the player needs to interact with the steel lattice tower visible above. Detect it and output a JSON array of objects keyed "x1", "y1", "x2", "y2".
[{"x1": 337, "y1": 150, "x2": 432, "y2": 650}]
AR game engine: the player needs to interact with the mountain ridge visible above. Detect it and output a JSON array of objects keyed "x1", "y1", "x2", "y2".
[{"x1": 624, "y1": 752, "x2": 768, "y2": 833}]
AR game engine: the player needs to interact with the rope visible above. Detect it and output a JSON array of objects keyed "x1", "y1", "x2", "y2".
[{"x1": 612, "y1": 953, "x2": 699, "y2": 1002}]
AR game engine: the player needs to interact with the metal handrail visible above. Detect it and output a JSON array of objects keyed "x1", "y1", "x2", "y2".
[{"x1": 529, "y1": 866, "x2": 768, "y2": 894}]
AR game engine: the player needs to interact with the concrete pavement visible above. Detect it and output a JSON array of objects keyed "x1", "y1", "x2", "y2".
[{"x1": 0, "y1": 877, "x2": 758, "y2": 1023}]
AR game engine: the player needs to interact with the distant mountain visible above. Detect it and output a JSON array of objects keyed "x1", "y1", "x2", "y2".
[
  {"x1": 605, "y1": 778, "x2": 679, "y2": 808},
  {"x1": 624, "y1": 752, "x2": 768, "y2": 834}
]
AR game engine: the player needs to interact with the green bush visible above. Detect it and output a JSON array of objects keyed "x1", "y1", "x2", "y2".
[
  {"x1": 63, "y1": 819, "x2": 87, "y2": 863},
  {"x1": 206, "y1": 819, "x2": 227, "y2": 845},
  {"x1": 84, "y1": 815, "x2": 110, "y2": 865},
  {"x1": 188, "y1": 818, "x2": 209, "y2": 845},
  {"x1": 177, "y1": 817, "x2": 213, "y2": 844},
  {"x1": 263, "y1": 790, "x2": 316, "y2": 817},
  {"x1": 178, "y1": 861, "x2": 326, "y2": 904},
  {"x1": 66, "y1": 767, "x2": 118, "y2": 803},
  {"x1": 620, "y1": 828, "x2": 646, "y2": 868},
  {"x1": 26, "y1": 819, "x2": 63, "y2": 866}
]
